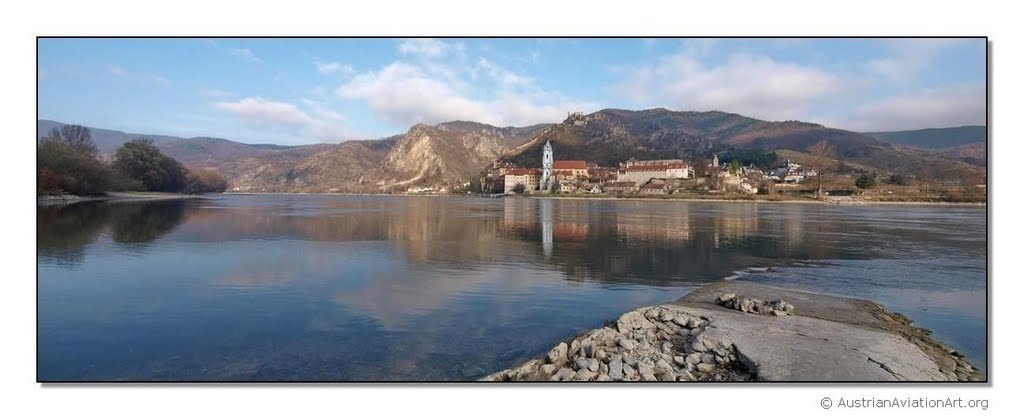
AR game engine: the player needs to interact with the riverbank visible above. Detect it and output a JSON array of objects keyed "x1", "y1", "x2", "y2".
[
  {"x1": 37, "y1": 192, "x2": 203, "y2": 206},
  {"x1": 223, "y1": 191, "x2": 986, "y2": 206},
  {"x1": 524, "y1": 194, "x2": 987, "y2": 206},
  {"x1": 483, "y1": 281, "x2": 984, "y2": 382}
]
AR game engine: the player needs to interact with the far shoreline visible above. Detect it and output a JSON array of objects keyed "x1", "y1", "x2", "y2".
[{"x1": 220, "y1": 191, "x2": 987, "y2": 207}]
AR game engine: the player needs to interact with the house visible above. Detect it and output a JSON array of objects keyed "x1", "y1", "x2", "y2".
[
  {"x1": 552, "y1": 160, "x2": 589, "y2": 178},
  {"x1": 622, "y1": 158, "x2": 685, "y2": 168},
  {"x1": 503, "y1": 168, "x2": 541, "y2": 194},
  {"x1": 584, "y1": 183, "x2": 603, "y2": 194},
  {"x1": 604, "y1": 181, "x2": 638, "y2": 194},
  {"x1": 587, "y1": 167, "x2": 616, "y2": 182},
  {"x1": 739, "y1": 180, "x2": 759, "y2": 194},
  {"x1": 618, "y1": 162, "x2": 692, "y2": 184}
]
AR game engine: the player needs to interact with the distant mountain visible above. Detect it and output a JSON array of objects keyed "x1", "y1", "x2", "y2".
[
  {"x1": 37, "y1": 120, "x2": 330, "y2": 168},
  {"x1": 503, "y1": 109, "x2": 984, "y2": 182},
  {"x1": 864, "y1": 126, "x2": 986, "y2": 149}
]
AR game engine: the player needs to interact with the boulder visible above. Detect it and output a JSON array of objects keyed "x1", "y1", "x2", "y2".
[
  {"x1": 569, "y1": 339, "x2": 581, "y2": 357},
  {"x1": 657, "y1": 371, "x2": 677, "y2": 382},
  {"x1": 547, "y1": 342, "x2": 569, "y2": 366},
  {"x1": 617, "y1": 310, "x2": 656, "y2": 333},
  {"x1": 540, "y1": 363, "x2": 558, "y2": 375},
  {"x1": 552, "y1": 367, "x2": 576, "y2": 381},
  {"x1": 696, "y1": 363, "x2": 716, "y2": 373},
  {"x1": 573, "y1": 370, "x2": 596, "y2": 381},
  {"x1": 609, "y1": 359, "x2": 624, "y2": 380}
]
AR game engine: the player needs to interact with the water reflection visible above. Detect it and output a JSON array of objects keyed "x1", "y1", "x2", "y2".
[
  {"x1": 38, "y1": 200, "x2": 187, "y2": 266},
  {"x1": 37, "y1": 195, "x2": 987, "y2": 380}
]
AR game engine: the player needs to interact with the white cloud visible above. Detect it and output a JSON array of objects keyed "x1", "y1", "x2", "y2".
[
  {"x1": 336, "y1": 59, "x2": 591, "y2": 127},
  {"x1": 110, "y1": 65, "x2": 127, "y2": 78},
  {"x1": 314, "y1": 59, "x2": 355, "y2": 76},
  {"x1": 397, "y1": 38, "x2": 451, "y2": 59},
  {"x1": 229, "y1": 48, "x2": 262, "y2": 63},
  {"x1": 215, "y1": 97, "x2": 314, "y2": 126},
  {"x1": 613, "y1": 51, "x2": 844, "y2": 121},
  {"x1": 840, "y1": 84, "x2": 985, "y2": 131},
  {"x1": 150, "y1": 75, "x2": 170, "y2": 86},
  {"x1": 214, "y1": 97, "x2": 353, "y2": 141}
]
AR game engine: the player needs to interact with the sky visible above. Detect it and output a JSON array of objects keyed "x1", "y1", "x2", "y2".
[{"x1": 38, "y1": 38, "x2": 986, "y2": 145}]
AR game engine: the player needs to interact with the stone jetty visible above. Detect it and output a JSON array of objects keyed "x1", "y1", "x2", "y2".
[{"x1": 482, "y1": 281, "x2": 984, "y2": 382}]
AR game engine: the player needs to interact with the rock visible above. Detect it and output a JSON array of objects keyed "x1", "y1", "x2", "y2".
[
  {"x1": 481, "y1": 370, "x2": 509, "y2": 381},
  {"x1": 547, "y1": 342, "x2": 569, "y2": 366},
  {"x1": 595, "y1": 349, "x2": 608, "y2": 361},
  {"x1": 661, "y1": 342, "x2": 673, "y2": 353},
  {"x1": 656, "y1": 370, "x2": 677, "y2": 381},
  {"x1": 637, "y1": 363, "x2": 657, "y2": 381},
  {"x1": 569, "y1": 339, "x2": 581, "y2": 357},
  {"x1": 510, "y1": 360, "x2": 541, "y2": 380},
  {"x1": 677, "y1": 370, "x2": 696, "y2": 381},
  {"x1": 573, "y1": 370, "x2": 596, "y2": 381},
  {"x1": 617, "y1": 337, "x2": 636, "y2": 350},
  {"x1": 687, "y1": 318, "x2": 703, "y2": 329},
  {"x1": 552, "y1": 367, "x2": 576, "y2": 381},
  {"x1": 655, "y1": 359, "x2": 673, "y2": 373},
  {"x1": 691, "y1": 340, "x2": 708, "y2": 352},
  {"x1": 595, "y1": 374, "x2": 611, "y2": 381},
  {"x1": 622, "y1": 364, "x2": 637, "y2": 380},
  {"x1": 645, "y1": 308, "x2": 662, "y2": 320},
  {"x1": 599, "y1": 363, "x2": 609, "y2": 375},
  {"x1": 574, "y1": 358, "x2": 590, "y2": 371},
  {"x1": 609, "y1": 359, "x2": 624, "y2": 380},
  {"x1": 540, "y1": 363, "x2": 558, "y2": 375},
  {"x1": 701, "y1": 353, "x2": 716, "y2": 364},
  {"x1": 716, "y1": 293, "x2": 736, "y2": 304},
  {"x1": 696, "y1": 363, "x2": 715, "y2": 373},
  {"x1": 617, "y1": 310, "x2": 657, "y2": 333},
  {"x1": 673, "y1": 356, "x2": 688, "y2": 366},
  {"x1": 659, "y1": 310, "x2": 675, "y2": 322},
  {"x1": 686, "y1": 352, "x2": 702, "y2": 366}
]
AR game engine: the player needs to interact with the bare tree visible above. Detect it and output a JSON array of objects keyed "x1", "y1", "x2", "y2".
[
  {"x1": 47, "y1": 125, "x2": 98, "y2": 155},
  {"x1": 807, "y1": 140, "x2": 836, "y2": 199}
]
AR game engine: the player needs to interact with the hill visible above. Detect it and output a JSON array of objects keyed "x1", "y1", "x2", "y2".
[
  {"x1": 37, "y1": 120, "x2": 330, "y2": 169},
  {"x1": 864, "y1": 126, "x2": 986, "y2": 149},
  {"x1": 503, "y1": 109, "x2": 984, "y2": 183}
]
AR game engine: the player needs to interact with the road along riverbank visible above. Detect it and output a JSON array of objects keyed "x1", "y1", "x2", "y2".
[{"x1": 482, "y1": 281, "x2": 984, "y2": 382}]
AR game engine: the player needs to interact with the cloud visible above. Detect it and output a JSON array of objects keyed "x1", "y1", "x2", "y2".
[
  {"x1": 214, "y1": 97, "x2": 314, "y2": 126},
  {"x1": 336, "y1": 59, "x2": 592, "y2": 127},
  {"x1": 863, "y1": 38, "x2": 972, "y2": 82},
  {"x1": 213, "y1": 97, "x2": 353, "y2": 141},
  {"x1": 397, "y1": 38, "x2": 451, "y2": 59},
  {"x1": 613, "y1": 50, "x2": 844, "y2": 121},
  {"x1": 839, "y1": 83, "x2": 985, "y2": 131},
  {"x1": 110, "y1": 65, "x2": 127, "y2": 78},
  {"x1": 314, "y1": 59, "x2": 355, "y2": 76},
  {"x1": 229, "y1": 47, "x2": 262, "y2": 63},
  {"x1": 150, "y1": 75, "x2": 170, "y2": 86}
]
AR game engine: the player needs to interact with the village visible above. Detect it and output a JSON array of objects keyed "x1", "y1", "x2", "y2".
[{"x1": 478, "y1": 140, "x2": 819, "y2": 198}]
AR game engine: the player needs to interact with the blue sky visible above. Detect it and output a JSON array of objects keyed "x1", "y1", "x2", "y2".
[{"x1": 38, "y1": 38, "x2": 986, "y2": 145}]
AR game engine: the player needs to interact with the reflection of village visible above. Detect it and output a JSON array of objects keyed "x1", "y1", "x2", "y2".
[{"x1": 490, "y1": 139, "x2": 817, "y2": 196}]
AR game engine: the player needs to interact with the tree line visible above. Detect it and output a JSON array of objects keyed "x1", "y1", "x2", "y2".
[{"x1": 38, "y1": 125, "x2": 228, "y2": 196}]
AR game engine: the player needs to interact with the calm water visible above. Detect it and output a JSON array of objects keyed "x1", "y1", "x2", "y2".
[{"x1": 37, "y1": 195, "x2": 987, "y2": 380}]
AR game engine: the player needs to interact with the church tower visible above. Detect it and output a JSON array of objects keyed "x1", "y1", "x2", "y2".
[{"x1": 540, "y1": 140, "x2": 553, "y2": 192}]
